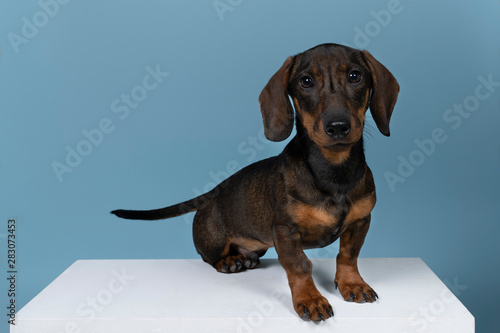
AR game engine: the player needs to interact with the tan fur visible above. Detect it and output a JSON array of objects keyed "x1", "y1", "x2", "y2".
[
  {"x1": 230, "y1": 237, "x2": 272, "y2": 255},
  {"x1": 345, "y1": 193, "x2": 376, "y2": 224},
  {"x1": 289, "y1": 202, "x2": 337, "y2": 228}
]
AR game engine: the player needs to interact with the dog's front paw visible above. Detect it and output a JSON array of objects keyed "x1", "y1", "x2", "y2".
[
  {"x1": 335, "y1": 279, "x2": 378, "y2": 303},
  {"x1": 294, "y1": 293, "x2": 334, "y2": 321}
]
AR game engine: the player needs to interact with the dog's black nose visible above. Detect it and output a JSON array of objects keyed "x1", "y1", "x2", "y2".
[{"x1": 324, "y1": 120, "x2": 351, "y2": 140}]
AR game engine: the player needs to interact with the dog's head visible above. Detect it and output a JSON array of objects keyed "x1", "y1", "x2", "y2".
[{"x1": 259, "y1": 44, "x2": 399, "y2": 161}]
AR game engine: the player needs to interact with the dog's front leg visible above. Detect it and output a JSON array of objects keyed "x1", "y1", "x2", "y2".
[
  {"x1": 334, "y1": 214, "x2": 378, "y2": 303},
  {"x1": 274, "y1": 224, "x2": 334, "y2": 321}
]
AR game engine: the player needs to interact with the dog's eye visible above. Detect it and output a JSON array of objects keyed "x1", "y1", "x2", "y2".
[
  {"x1": 348, "y1": 70, "x2": 362, "y2": 83},
  {"x1": 300, "y1": 76, "x2": 315, "y2": 89}
]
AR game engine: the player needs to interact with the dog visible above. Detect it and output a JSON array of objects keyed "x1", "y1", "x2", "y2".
[{"x1": 112, "y1": 43, "x2": 399, "y2": 321}]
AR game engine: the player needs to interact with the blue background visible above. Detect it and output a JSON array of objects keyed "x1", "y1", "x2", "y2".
[{"x1": 0, "y1": 0, "x2": 499, "y2": 331}]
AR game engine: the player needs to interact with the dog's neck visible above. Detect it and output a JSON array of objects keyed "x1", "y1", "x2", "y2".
[{"x1": 290, "y1": 124, "x2": 366, "y2": 195}]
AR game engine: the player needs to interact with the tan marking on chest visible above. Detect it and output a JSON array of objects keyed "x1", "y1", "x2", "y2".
[
  {"x1": 345, "y1": 194, "x2": 376, "y2": 223},
  {"x1": 289, "y1": 203, "x2": 338, "y2": 228}
]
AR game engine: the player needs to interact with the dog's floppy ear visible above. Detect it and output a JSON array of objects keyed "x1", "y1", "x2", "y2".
[
  {"x1": 259, "y1": 56, "x2": 295, "y2": 142},
  {"x1": 362, "y1": 50, "x2": 400, "y2": 137}
]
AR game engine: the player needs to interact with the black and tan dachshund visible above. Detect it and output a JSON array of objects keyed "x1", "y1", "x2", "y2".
[{"x1": 112, "y1": 43, "x2": 399, "y2": 321}]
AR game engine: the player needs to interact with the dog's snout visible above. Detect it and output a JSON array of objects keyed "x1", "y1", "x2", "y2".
[{"x1": 324, "y1": 120, "x2": 351, "y2": 140}]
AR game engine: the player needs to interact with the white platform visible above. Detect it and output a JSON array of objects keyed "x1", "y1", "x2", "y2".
[{"x1": 12, "y1": 258, "x2": 474, "y2": 333}]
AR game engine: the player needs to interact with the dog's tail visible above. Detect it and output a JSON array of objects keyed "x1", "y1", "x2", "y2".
[{"x1": 111, "y1": 194, "x2": 206, "y2": 221}]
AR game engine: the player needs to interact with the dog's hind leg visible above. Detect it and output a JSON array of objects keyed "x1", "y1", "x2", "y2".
[
  {"x1": 192, "y1": 208, "x2": 269, "y2": 274},
  {"x1": 192, "y1": 208, "x2": 243, "y2": 273}
]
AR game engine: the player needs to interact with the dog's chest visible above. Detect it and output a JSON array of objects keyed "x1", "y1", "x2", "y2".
[{"x1": 288, "y1": 194, "x2": 375, "y2": 247}]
